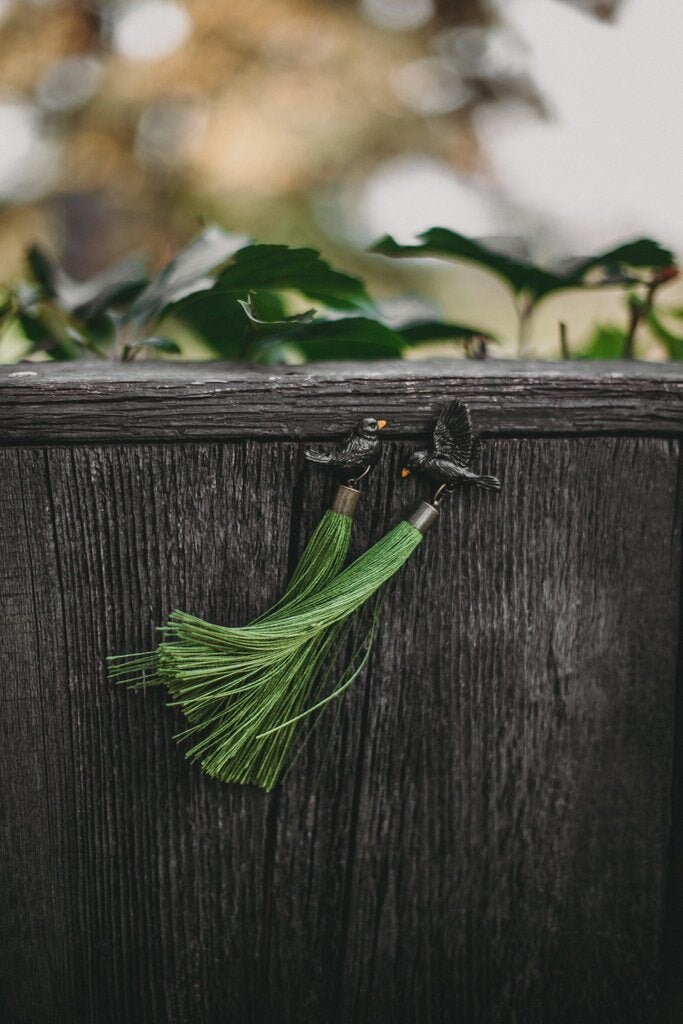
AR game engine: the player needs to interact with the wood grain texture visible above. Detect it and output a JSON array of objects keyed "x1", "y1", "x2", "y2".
[
  {"x1": 0, "y1": 448, "x2": 74, "y2": 1023},
  {"x1": 0, "y1": 431, "x2": 679, "y2": 1023},
  {"x1": 0, "y1": 360, "x2": 682, "y2": 443},
  {"x1": 662, "y1": 443, "x2": 683, "y2": 1023}
]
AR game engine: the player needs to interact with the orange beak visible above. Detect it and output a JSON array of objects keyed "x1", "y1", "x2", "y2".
[
  {"x1": 401, "y1": 467, "x2": 411, "y2": 478},
  {"x1": 377, "y1": 419, "x2": 387, "y2": 429}
]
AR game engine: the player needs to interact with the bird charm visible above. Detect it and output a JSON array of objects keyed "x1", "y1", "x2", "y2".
[
  {"x1": 305, "y1": 417, "x2": 387, "y2": 482},
  {"x1": 402, "y1": 400, "x2": 500, "y2": 492}
]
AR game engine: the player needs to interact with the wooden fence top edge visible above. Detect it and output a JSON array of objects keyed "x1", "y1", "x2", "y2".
[{"x1": 0, "y1": 359, "x2": 681, "y2": 442}]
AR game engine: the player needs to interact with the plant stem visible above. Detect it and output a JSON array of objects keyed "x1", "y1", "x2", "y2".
[
  {"x1": 622, "y1": 277, "x2": 661, "y2": 359},
  {"x1": 559, "y1": 321, "x2": 570, "y2": 359},
  {"x1": 113, "y1": 319, "x2": 139, "y2": 362},
  {"x1": 517, "y1": 295, "x2": 535, "y2": 356}
]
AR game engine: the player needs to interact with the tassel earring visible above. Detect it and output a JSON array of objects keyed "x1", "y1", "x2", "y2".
[
  {"x1": 107, "y1": 417, "x2": 386, "y2": 760},
  {"x1": 281, "y1": 415, "x2": 387, "y2": 604},
  {"x1": 146, "y1": 399, "x2": 500, "y2": 791}
]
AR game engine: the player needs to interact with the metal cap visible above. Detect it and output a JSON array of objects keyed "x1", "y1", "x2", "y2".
[
  {"x1": 331, "y1": 484, "x2": 361, "y2": 517},
  {"x1": 407, "y1": 501, "x2": 440, "y2": 535}
]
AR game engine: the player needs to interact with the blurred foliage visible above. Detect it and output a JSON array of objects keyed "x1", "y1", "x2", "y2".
[
  {"x1": 3, "y1": 223, "x2": 489, "y2": 362},
  {"x1": 2, "y1": 223, "x2": 679, "y2": 363},
  {"x1": 373, "y1": 229, "x2": 680, "y2": 355},
  {"x1": 0, "y1": 0, "x2": 675, "y2": 362}
]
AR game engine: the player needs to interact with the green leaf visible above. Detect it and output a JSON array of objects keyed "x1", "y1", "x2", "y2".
[
  {"x1": 286, "y1": 317, "x2": 405, "y2": 361},
  {"x1": 168, "y1": 291, "x2": 249, "y2": 359},
  {"x1": 126, "y1": 225, "x2": 247, "y2": 330},
  {"x1": 26, "y1": 244, "x2": 58, "y2": 296},
  {"x1": 27, "y1": 244, "x2": 147, "y2": 321},
  {"x1": 372, "y1": 229, "x2": 564, "y2": 300},
  {"x1": 241, "y1": 289, "x2": 287, "y2": 321},
  {"x1": 252, "y1": 341, "x2": 306, "y2": 366},
  {"x1": 579, "y1": 324, "x2": 627, "y2": 359},
  {"x1": 236, "y1": 293, "x2": 316, "y2": 328},
  {"x1": 170, "y1": 287, "x2": 308, "y2": 360},
  {"x1": 0, "y1": 289, "x2": 16, "y2": 327},
  {"x1": 646, "y1": 309, "x2": 683, "y2": 360},
  {"x1": 570, "y1": 238, "x2": 676, "y2": 280},
  {"x1": 171, "y1": 239, "x2": 373, "y2": 358},
  {"x1": 122, "y1": 336, "x2": 182, "y2": 361},
  {"x1": 73, "y1": 264, "x2": 148, "y2": 321},
  {"x1": 17, "y1": 306, "x2": 84, "y2": 360},
  {"x1": 136, "y1": 336, "x2": 182, "y2": 354},
  {"x1": 395, "y1": 319, "x2": 494, "y2": 345},
  {"x1": 372, "y1": 229, "x2": 678, "y2": 304},
  {"x1": 216, "y1": 244, "x2": 372, "y2": 311}
]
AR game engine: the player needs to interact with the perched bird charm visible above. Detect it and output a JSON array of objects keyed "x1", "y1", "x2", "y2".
[
  {"x1": 305, "y1": 417, "x2": 387, "y2": 482},
  {"x1": 402, "y1": 400, "x2": 500, "y2": 492}
]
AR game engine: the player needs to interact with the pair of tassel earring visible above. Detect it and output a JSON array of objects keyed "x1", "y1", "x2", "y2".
[{"x1": 109, "y1": 400, "x2": 500, "y2": 791}]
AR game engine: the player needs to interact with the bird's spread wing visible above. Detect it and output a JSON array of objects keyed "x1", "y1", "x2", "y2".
[{"x1": 432, "y1": 400, "x2": 474, "y2": 468}]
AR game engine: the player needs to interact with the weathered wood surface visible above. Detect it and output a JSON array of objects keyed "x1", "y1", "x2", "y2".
[
  {"x1": 0, "y1": 360, "x2": 682, "y2": 442},
  {"x1": 0, "y1": 392, "x2": 680, "y2": 1022}
]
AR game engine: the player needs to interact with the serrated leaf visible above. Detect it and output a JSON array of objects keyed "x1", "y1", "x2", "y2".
[
  {"x1": 168, "y1": 291, "x2": 249, "y2": 359},
  {"x1": 242, "y1": 289, "x2": 287, "y2": 322},
  {"x1": 572, "y1": 238, "x2": 676, "y2": 278},
  {"x1": 216, "y1": 244, "x2": 372, "y2": 311},
  {"x1": 126, "y1": 225, "x2": 248, "y2": 329},
  {"x1": 372, "y1": 229, "x2": 678, "y2": 303},
  {"x1": 286, "y1": 317, "x2": 405, "y2": 360},
  {"x1": 237, "y1": 293, "x2": 316, "y2": 328},
  {"x1": 395, "y1": 319, "x2": 495, "y2": 345},
  {"x1": 372, "y1": 229, "x2": 564, "y2": 299}
]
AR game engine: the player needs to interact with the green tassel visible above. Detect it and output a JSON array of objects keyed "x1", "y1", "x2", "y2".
[
  {"x1": 139, "y1": 517, "x2": 425, "y2": 790},
  {"x1": 277, "y1": 499, "x2": 355, "y2": 605},
  {"x1": 108, "y1": 484, "x2": 359, "y2": 690}
]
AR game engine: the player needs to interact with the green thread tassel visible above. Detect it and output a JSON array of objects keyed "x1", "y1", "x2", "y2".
[
  {"x1": 108, "y1": 483, "x2": 360, "y2": 690},
  {"x1": 128, "y1": 510, "x2": 430, "y2": 790},
  {"x1": 110, "y1": 484, "x2": 438, "y2": 791},
  {"x1": 277, "y1": 485, "x2": 358, "y2": 605}
]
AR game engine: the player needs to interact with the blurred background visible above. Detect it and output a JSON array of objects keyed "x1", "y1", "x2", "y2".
[{"x1": 0, "y1": 0, "x2": 682, "y2": 360}]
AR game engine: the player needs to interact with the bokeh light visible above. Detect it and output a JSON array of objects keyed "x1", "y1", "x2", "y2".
[
  {"x1": 110, "y1": 1, "x2": 192, "y2": 62},
  {"x1": 359, "y1": 0, "x2": 435, "y2": 33},
  {"x1": 0, "y1": 0, "x2": 680, "y2": 361},
  {"x1": 0, "y1": 98, "x2": 59, "y2": 201},
  {"x1": 37, "y1": 55, "x2": 103, "y2": 112}
]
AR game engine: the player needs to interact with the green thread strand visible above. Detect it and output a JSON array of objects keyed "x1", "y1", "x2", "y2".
[
  {"x1": 156, "y1": 522, "x2": 421, "y2": 788},
  {"x1": 108, "y1": 511, "x2": 423, "y2": 791},
  {"x1": 107, "y1": 507, "x2": 353, "y2": 685}
]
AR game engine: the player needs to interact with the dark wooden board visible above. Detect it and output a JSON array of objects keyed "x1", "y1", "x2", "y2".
[
  {"x1": 0, "y1": 360, "x2": 682, "y2": 443},
  {"x1": 0, "y1": 433, "x2": 679, "y2": 1023},
  {"x1": 0, "y1": 449, "x2": 75, "y2": 1023},
  {"x1": 1, "y1": 441, "x2": 298, "y2": 1022}
]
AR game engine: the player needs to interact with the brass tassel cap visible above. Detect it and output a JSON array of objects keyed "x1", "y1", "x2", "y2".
[
  {"x1": 407, "y1": 501, "x2": 440, "y2": 535},
  {"x1": 331, "y1": 484, "x2": 361, "y2": 517}
]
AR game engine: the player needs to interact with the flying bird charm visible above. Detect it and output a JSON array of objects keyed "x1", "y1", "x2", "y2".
[
  {"x1": 305, "y1": 417, "x2": 387, "y2": 482},
  {"x1": 402, "y1": 400, "x2": 500, "y2": 492}
]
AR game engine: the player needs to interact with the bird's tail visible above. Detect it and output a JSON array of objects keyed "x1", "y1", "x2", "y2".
[
  {"x1": 473, "y1": 474, "x2": 501, "y2": 492},
  {"x1": 305, "y1": 448, "x2": 332, "y2": 465}
]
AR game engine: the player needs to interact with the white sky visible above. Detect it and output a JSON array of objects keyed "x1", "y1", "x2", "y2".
[
  {"x1": 477, "y1": 0, "x2": 683, "y2": 252},
  {"x1": 362, "y1": 0, "x2": 683, "y2": 256}
]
